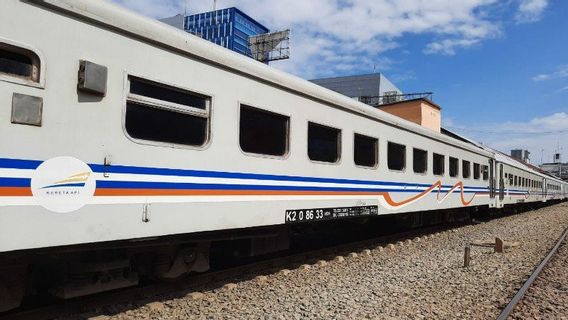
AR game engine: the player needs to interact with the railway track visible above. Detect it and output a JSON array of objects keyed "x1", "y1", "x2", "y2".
[
  {"x1": 0, "y1": 223, "x2": 456, "y2": 320},
  {"x1": 497, "y1": 226, "x2": 568, "y2": 320}
]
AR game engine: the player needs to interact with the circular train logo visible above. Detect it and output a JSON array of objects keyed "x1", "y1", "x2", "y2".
[{"x1": 31, "y1": 157, "x2": 96, "y2": 213}]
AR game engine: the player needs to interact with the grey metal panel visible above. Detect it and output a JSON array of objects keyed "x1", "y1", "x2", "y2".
[
  {"x1": 11, "y1": 93, "x2": 42, "y2": 126},
  {"x1": 310, "y1": 74, "x2": 382, "y2": 98},
  {"x1": 77, "y1": 60, "x2": 108, "y2": 96},
  {"x1": 159, "y1": 14, "x2": 185, "y2": 30}
]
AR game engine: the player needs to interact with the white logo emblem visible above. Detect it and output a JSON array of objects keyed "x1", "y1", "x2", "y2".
[{"x1": 31, "y1": 157, "x2": 96, "y2": 213}]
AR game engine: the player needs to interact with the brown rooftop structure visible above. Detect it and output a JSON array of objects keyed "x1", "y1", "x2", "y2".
[{"x1": 378, "y1": 98, "x2": 442, "y2": 133}]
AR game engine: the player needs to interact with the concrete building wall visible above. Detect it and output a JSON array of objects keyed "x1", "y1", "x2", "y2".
[
  {"x1": 378, "y1": 99, "x2": 441, "y2": 133},
  {"x1": 309, "y1": 73, "x2": 401, "y2": 99}
]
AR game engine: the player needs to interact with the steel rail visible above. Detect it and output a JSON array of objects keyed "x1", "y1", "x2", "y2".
[{"x1": 496, "y1": 226, "x2": 568, "y2": 320}]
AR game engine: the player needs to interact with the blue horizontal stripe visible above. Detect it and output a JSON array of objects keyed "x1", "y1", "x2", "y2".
[
  {"x1": 96, "y1": 180, "x2": 479, "y2": 193},
  {"x1": 0, "y1": 177, "x2": 31, "y2": 187},
  {"x1": 0, "y1": 158, "x2": 490, "y2": 192},
  {"x1": 0, "y1": 158, "x2": 41, "y2": 170},
  {"x1": 90, "y1": 164, "x2": 490, "y2": 191},
  {"x1": 41, "y1": 183, "x2": 86, "y2": 189},
  {"x1": 91, "y1": 163, "x2": 427, "y2": 188}
]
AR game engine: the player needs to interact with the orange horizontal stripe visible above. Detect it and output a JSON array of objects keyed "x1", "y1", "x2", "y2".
[
  {"x1": 0, "y1": 187, "x2": 32, "y2": 197},
  {"x1": 94, "y1": 189, "x2": 388, "y2": 197}
]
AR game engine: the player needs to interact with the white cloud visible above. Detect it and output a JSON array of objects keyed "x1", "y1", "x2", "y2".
[
  {"x1": 516, "y1": 0, "x2": 548, "y2": 23},
  {"x1": 532, "y1": 65, "x2": 568, "y2": 81},
  {"x1": 446, "y1": 112, "x2": 568, "y2": 164},
  {"x1": 424, "y1": 38, "x2": 480, "y2": 55},
  {"x1": 108, "y1": 0, "x2": 505, "y2": 78},
  {"x1": 110, "y1": 0, "x2": 183, "y2": 18}
]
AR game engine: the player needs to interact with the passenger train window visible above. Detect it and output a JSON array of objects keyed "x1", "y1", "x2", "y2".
[
  {"x1": 413, "y1": 148, "x2": 427, "y2": 174},
  {"x1": 482, "y1": 165, "x2": 489, "y2": 181},
  {"x1": 473, "y1": 163, "x2": 480, "y2": 179},
  {"x1": 433, "y1": 153, "x2": 445, "y2": 176},
  {"x1": 387, "y1": 142, "x2": 406, "y2": 171},
  {"x1": 354, "y1": 134, "x2": 378, "y2": 168},
  {"x1": 449, "y1": 157, "x2": 459, "y2": 177},
  {"x1": 129, "y1": 77, "x2": 207, "y2": 110},
  {"x1": 0, "y1": 42, "x2": 40, "y2": 82},
  {"x1": 308, "y1": 122, "x2": 341, "y2": 163},
  {"x1": 462, "y1": 160, "x2": 471, "y2": 179},
  {"x1": 239, "y1": 105, "x2": 289, "y2": 156},
  {"x1": 125, "y1": 76, "x2": 210, "y2": 146}
]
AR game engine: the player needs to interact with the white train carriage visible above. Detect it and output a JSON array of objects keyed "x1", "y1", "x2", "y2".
[
  {"x1": 492, "y1": 152, "x2": 567, "y2": 206},
  {"x1": 0, "y1": 0, "x2": 566, "y2": 311}
]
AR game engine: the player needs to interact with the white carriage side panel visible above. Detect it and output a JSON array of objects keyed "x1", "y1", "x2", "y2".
[{"x1": 1, "y1": 0, "x2": 492, "y2": 252}]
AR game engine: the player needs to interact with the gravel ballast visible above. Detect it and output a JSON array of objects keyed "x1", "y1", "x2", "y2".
[
  {"x1": 79, "y1": 202, "x2": 568, "y2": 320},
  {"x1": 510, "y1": 231, "x2": 568, "y2": 319}
]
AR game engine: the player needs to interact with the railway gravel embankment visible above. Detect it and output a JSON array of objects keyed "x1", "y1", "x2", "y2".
[
  {"x1": 77, "y1": 202, "x2": 568, "y2": 320},
  {"x1": 510, "y1": 232, "x2": 568, "y2": 319}
]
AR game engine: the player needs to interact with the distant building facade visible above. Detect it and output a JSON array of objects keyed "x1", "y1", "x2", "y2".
[
  {"x1": 309, "y1": 73, "x2": 402, "y2": 103},
  {"x1": 160, "y1": 8, "x2": 269, "y2": 58},
  {"x1": 511, "y1": 149, "x2": 530, "y2": 163},
  {"x1": 540, "y1": 153, "x2": 568, "y2": 180}
]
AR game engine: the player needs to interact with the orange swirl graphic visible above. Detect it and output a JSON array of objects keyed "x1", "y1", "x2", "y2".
[{"x1": 382, "y1": 181, "x2": 477, "y2": 207}]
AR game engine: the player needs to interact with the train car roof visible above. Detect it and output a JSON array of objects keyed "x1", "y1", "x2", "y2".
[
  {"x1": 27, "y1": 0, "x2": 494, "y2": 158},
  {"x1": 441, "y1": 128, "x2": 564, "y2": 183}
]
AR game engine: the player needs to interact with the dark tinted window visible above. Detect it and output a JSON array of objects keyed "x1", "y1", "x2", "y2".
[
  {"x1": 413, "y1": 148, "x2": 427, "y2": 173},
  {"x1": 125, "y1": 103, "x2": 207, "y2": 146},
  {"x1": 308, "y1": 122, "x2": 340, "y2": 163},
  {"x1": 130, "y1": 77, "x2": 207, "y2": 110},
  {"x1": 0, "y1": 43, "x2": 40, "y2": 82},
  {"x1": 473, "y1": 163, "x2": 480, "y2": 179},
  {"x1": 462, "y1": 160, "x2": 471, "y2": 178},
  {"x1": 354, "y1": 134, "x2": 378, "y2": 167},
  {"x1": 449, "y1": 157, "x2": 459, "y2": 177},
  {"x1": 240, "y1": 106, "x2": 289, "y2": 156},
  {"x1": 388, "y1": 142, "x2": 406, "y2": 171},
  {"x1": 482, "y1": 165, "x2": 489, "y2": 181},
  {"x1": 433, "y1": 153, "x2": 445, "y2": 176},
  {"x1": 126, "y1": 76, "x2": 210, "y2": 146}
]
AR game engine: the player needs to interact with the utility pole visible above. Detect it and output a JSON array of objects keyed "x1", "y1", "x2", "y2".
[{"x1": 213, "y1": 0, "x2": 217, "y2": 11}]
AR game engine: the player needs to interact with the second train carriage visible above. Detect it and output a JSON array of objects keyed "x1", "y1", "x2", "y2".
[{"x1": 0, "y1": 0, "x2": 566, "y2": 311}]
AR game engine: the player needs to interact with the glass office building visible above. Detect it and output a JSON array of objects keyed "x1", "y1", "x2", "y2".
[{"x1": 185, "y1": 8, "x2": 269, "y2": 58}]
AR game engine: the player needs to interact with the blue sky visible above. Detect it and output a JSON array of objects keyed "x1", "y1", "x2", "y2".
[{"x1": 110, "y1": 0, "x2": 567, "y2": 164}]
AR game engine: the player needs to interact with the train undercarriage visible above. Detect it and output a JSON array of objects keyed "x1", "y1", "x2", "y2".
[{"x1": 0, "y1": 200, "x2": 563, "y2": 313}]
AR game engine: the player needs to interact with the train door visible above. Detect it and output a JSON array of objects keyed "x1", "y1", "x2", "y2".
[
  {"x1": 543, "y1": 178, "x2": 547, "y2": 202},
  {"x1": 498, "y1": 163, "x2": 505, "y2": 201},
  {"x1": 489, "y1": 159, "x2": 497, "y2": 207},
  {"x1": 489, "y1": 159, "x2": 496, "y2": 199}
]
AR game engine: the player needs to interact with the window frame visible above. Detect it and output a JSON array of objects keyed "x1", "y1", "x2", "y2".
[
  {"x1": 387, "y1": 141, "x2": 407, "y2": 172},
  {"x1": 449, "y1": 157, "x2": 459, "y2": 178},
  {"x1": 462, "y1": 160, "x2": 471, "y2": 179},
  {"x1": 0, "y1": 37, "x2": 45, "y2": 88},
  {"x1": 482, "y1": 165, "x2": 489, "y2": 181},
  {"x1": 474, "y1": 163, "x2": 481, "y2": 180},
  {"x1": 412, "y1": 147, "x2": 428, "y2": 175},
  {"x1": 122, "y1": 74, "x2": 212, "y2": 150},
  {"x1": 307, "y1": 121, "x2": 342, "y2": 165},
  {"x1": 432, "y1": 153, "x2": 445, "y2": 176},
  {"x1": 238, "y1": 104, "x2": 291, "y2": 159},
  {"x1": 353, "y1": 133, "x2": 379, "y2": 169}
]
